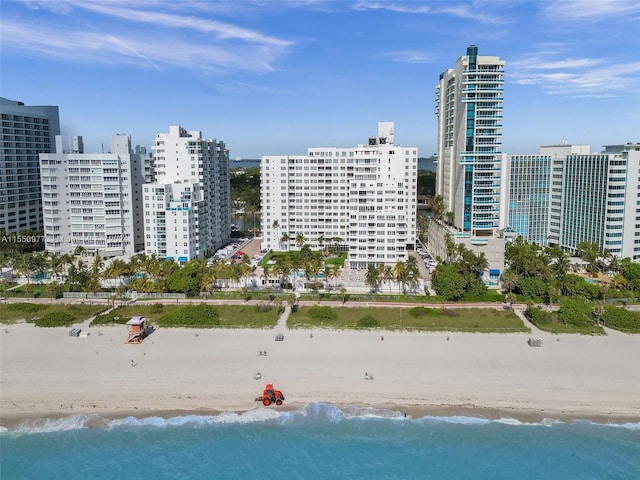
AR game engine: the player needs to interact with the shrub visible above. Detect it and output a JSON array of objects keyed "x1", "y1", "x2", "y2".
[
  {"x1": 257, "y1": 302, "x2": 273, "y2": 312},
  {"x1": 601, "y1": 306, "x2": 640, "y2": 332},
  {"x1": 558, "y1": 297, "x2": 593, "y2": 327},
  {"x1": 7, "y1": 303, "x2": 44, "y2": 313},
  {"x1": 443, "y1": 309, "x2": 459, "y2": 317},
  {"x1": 157, "y1": 303, "x2": 220, "y2": 327},
  {"x1": 150, "y1": 303, "x2": 164, "y2": 314},
  {"x1": 408, "y1": 307, "x2": 442, "y2": 318},
  {"x1": 308, "y1": 305, "x2": 337, "y2": 322},
  {"x1": 92, "y1": 313, "x2": 126, "y2": 325},
  {"x1": 524, "y1": 306, "x2": 554, "y2": 325},
  {"x1": 34, "y1": 311, "x2": 76, "y2": 327},
  {"x1": 357, "y1": 315, "x2": 380, "y2": 328}
]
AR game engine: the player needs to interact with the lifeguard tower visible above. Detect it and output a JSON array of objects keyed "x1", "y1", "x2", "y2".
[{"x1": 125, "y1": 316, "x2": 146, "y2": 344}]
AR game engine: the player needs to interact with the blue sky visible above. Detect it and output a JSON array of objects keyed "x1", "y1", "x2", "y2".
[{"x1": 1, "y1": 0, "x2": 639, "y2": 158}]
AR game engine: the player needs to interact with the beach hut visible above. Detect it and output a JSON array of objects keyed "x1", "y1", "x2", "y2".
[{"x1": 125, "y1": 316, "x2": 146, "y2": 344}]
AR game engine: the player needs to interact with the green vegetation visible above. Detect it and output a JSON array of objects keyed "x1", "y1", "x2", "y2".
[
  {"x1": 503, "y1": 239, "x2": 640, "y2": 303},
  {"x1": 289, "y1": 306, "x2": 527, "y2": 332},
  {"x1": 230, "y1": 167, "x2": 260, "y2": 219},
  {"x1": 91, "y1": 303, "x2": 280, "y2": 328},
  {"x1": 307, "y1": 305, "x2": 338, "y2": 322},
  {"x1": 524, "y1": 304, "x2": 605, "y2": 335},
  {"x1": 357, "y1": 314, "x2": 380, "y2": 328},
  {"x1": 601, "y1": 306, "x2": 640, "y2": 333},
  {"x1": 33, "y1": 311, "x2": 76, "y2": 327},
  {"x1": 157, "y1": 303, "x2": 220, "y2": 328},
  {"x1": 0, "y1": 302, "x2": 107, "y2": 325}
]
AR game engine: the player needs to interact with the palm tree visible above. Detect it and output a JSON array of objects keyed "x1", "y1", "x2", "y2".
[
  {"x1": 340, "y1": 287, "x2": 347, "y2": 304},
  {"x1": 47, "y1": 253, "x2": 65, "y2": 281},
  {"x1": 501, "y1": 270, "x2": 518, "y2": 294},
  {"x1": 394, "y1": 261, "x2": 409, "y2": 294},
  {"x1": 382, "y1": 265, "x2": 395, "y2": 293},
  {"x1": 444, "y1": 234, "x2": 455, "y2": 263},
  {"x1": 279, "y1": 256, "x2": 293, "y2": 290},
  {"x1": 201, "y1": 263, "x2": 219, "y2": 295},
  {"x1": 295, "y1": 232, "x2": 306, "y2": 250},
  {"x1": 578, "y1": 241, "x2": 602, "y2": 276},
  {"x1": 365, "y1": 265, "x2": 380, "y2": 292},
  {"x1": 281, "y1": 233, "x2": 290, "y2": 252},
  {"x1": 405, "y1": 256, "x2": 421, "y2": 293},
  {"x1": 445, "y1": 211, "x2": 455, "y2": 226},
  {"x1": 261, "y1": 263, "x2": 271, "y2": 288},
  {"x1": 428, "y1": 195, "x2": 446, "y2": 222}
]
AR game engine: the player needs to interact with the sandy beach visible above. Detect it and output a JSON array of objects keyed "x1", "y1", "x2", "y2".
[{"x1": 1, "y1": 319, "x2": 639, "y2": 428}]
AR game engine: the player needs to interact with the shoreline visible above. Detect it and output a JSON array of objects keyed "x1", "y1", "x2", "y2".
[
  {"x1": 2, "y1": 323, "x2": 639, "y2": 431},
  {"x1": 2, "y1": 403, "x2": 639, "y2": 432}
]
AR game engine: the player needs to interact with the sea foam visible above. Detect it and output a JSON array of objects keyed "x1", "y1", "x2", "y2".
[{"x1": 2, "y1": 403, "x2": 639, "y2": 435}]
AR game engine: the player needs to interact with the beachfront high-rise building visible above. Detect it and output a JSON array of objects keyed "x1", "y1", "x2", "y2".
[
  {"x1": 261, "y1": 122, "x2": 418, "y2": 270},
  {"x1": 39, "y1": 134, "x2": 145, "y2": 257},
  {"x1": 501, "y1": 153, "x2": 553, "y2": 245},
  {"x1": 0, "y1": 97, "x2": 60, "y2": 234},
  {"x1": 435, "y1": 45, "x2": 505, "y2": 235},
  {"x1": 546, "y1": 143, "x2": 640, "y2": 260},
  {"x1": 143, "y1": 126, "x2": 231, "y2": 262},
  {"x1": 428, "y1": 46, "x2": 507, "y2": 283}
]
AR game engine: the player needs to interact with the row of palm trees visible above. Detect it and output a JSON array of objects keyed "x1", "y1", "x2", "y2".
[
  {"x1": 364, "y1": 256, "x2": 422, "y2": 294},
  {"x1": 271, "y1": 220, "x2": 345, "y2": 253}
]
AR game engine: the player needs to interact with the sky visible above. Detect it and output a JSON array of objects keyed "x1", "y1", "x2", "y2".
[{"x1": 1, "y1": 0, "x2": 639, "y2": 159}]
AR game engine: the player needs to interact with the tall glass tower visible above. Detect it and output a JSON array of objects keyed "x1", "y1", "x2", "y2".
[
  {"x1": 436, "y1": 45, "x2": 505, "y2": 236},
  {"x1": 0, "y1": 97, "x2": 60, "y2": 234}
]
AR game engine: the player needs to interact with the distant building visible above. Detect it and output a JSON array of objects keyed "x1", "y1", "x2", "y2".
[
  {"x1": 261, "y1": 122, "x2": 418, "y2": 269},
  {"x1": 0, "y1": 97, "x2": 60, "y2": 233},
  {"x1": 547, "y1": 143, "x2": 640, "y2": 260},
  {"x1": 39, "y1": 135, "x2": 145, "y2": 257},
  {"x1": 143, "y1": 126, "x2": 231, "y2": 262}
]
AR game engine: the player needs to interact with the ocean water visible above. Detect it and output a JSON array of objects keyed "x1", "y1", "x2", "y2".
[{"x1": 2, "y1": 403, "x2": 639, "y2": 480}]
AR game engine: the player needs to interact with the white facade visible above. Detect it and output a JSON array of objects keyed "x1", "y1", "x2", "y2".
[
  {"x1": 39, "y1": 135, "x2": 144, "y2": 257},
  {"x1": 261, "y1": 122, "x2": 418, "y2": 269},
  {"x1": 548, "y1": 143, "x2": 640, "y2": 260},
  {"x1": 143, "y1": 126, "x2": 230, "y2": 262},
  {"x1": 1, "y1": 97, "x2": 60, "y2": 233}
]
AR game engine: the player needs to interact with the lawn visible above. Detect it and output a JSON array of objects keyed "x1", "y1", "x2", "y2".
[
  {"x1": 532, "y1": 322, "x2": 606, "y2": 335},
  {"x1": 0, "y1": 302, "x2": 108, "y2": 324},
  {"x1": 91, "y1": 303, "x2": 281, "y2": 328},
  {"x1": 288, "y1": 306, "x2": 529, "y2": 332}
]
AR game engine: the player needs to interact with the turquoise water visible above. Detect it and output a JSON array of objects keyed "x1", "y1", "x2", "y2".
[{"x1": 2, "y1": 403, "x2": 639, "y2": 480}]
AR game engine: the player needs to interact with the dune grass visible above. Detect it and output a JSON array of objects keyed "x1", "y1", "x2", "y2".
[
  {"x1": 91, "y1": 303, "x2": 281, "y2": 328},
  {"x1": 0, "y1": 303, "x2": 108, "y2": 324},
  {"x1": 288, "y1": 306, "x2": 529, "y2": 332}
]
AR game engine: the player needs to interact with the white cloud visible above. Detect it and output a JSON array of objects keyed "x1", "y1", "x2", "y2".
[
  {"x1": 353, "y1": 1, "x2": 431, "y2": 14},
  {"x1": 0, "y1": 20, "x2": 285, "y2": 74},
  {"x1": 513, "y1": 59, "x2": 640, "y2": 98},
  {"x1": 386, "y1": 51, "x2": 433, "y2": 64},
  {"x1": 542, "y1": 0, "x2": 640, "y2": 21},
  {"x1": 1, "y1": 1, "x2": 293, "y2": 74},
  {"x1": 352, "y1": 0, "x2": 508, "y2": 23}
]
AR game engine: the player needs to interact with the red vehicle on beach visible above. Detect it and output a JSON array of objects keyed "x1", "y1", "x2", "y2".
[{"x1": 255, "y1": 384, "x2": 285, "y2": 406}]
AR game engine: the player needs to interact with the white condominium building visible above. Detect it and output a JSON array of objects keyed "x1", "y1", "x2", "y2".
[
  {"x1": 547, "y1": 143, "x2": 640, "y2": 260},
  {"x1": 1, "y1": 97, "x2": 60, "y2": 233},
  {"x1": 436, "y1": 45, "x2": 505, "y2": 236},
  {"x1": 143, "y1": 126, "x2": 231, "y2": 262},
  {"x1": 261, "y1": 122, "x2": 418, "y2": 269},
  {"x1": 39, "y1": 135, "x2": 145, "y2": 257}
]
